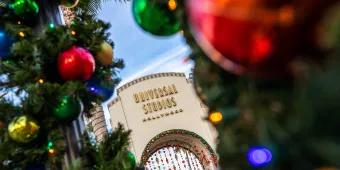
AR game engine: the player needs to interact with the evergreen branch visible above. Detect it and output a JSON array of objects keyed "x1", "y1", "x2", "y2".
[{"x1": 0, "y1": 93, "x2": 6, "y2": 99}]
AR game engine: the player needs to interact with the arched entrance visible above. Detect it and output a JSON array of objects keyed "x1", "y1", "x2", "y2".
[
  {"x1": 141, "y1": 129, "x2": 218, "y2": 170},
  {"x1": 145, "y1": 146, "x2": 204, "y2": 170}
]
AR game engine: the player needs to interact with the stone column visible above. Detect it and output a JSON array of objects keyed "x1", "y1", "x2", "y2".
[{"x1": 89, "y1": 105, "x2": 108, "y2": 143}]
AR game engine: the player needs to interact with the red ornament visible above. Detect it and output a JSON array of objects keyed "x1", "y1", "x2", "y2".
[
  {"x1": 186, "y1": 0, "x2": 332, "y2": 76},
  {"x1": 0, "y1": 121, "x2": 4, "y2": 129},
  {"x1": 58, "y1": 46, "x2": 95, "y2": 81}
]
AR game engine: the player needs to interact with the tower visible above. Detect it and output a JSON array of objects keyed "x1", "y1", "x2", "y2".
[{"x1": 88, "y1": 104, "x2": 108, "y2": 142}]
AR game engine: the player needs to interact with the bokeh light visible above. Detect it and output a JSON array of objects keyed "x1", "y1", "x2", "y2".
[
  {"x1": 209, "y1": 111, "x2": 223, "y2": 124},
  {"x1": 247, "y1": 146, "x2": 272, "y2": 167}
]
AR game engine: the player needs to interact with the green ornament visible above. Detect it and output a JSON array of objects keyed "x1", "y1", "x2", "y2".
[
  {"x1": 8, "y1": 115, "x2": 40, "y2": 143},
  {"x1": 53, "y1": 96, "x2": 83, "y2": 121},
  {"x1": 132, "y1": 0, "x2": 181, "y2": 36},
  {"x1": 127, "y1": 151, "x2": 136, "y2": 167},
  {"x1": 9, "y1": 0, "x2": 39, "y2": 17}
]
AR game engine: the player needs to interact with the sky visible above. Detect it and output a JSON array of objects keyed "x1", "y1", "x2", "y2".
[
  {"x1": 97, "y1": 1, "x2": 193, "y2": 129},
  {"x1": 98, "y1": 1, "x2": 193, "y2": 86}
]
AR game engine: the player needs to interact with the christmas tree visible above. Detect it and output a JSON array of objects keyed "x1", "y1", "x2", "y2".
[{"x1": 0, "y1": 0, "x2": 135, "y2": 169}]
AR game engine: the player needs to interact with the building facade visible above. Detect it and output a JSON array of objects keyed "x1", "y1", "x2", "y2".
[{"x1": 93, "y1": 72, "x2": 218, "y2": 169}]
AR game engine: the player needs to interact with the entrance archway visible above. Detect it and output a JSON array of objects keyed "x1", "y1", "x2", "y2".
[
  {"x1": 145, "y1": 146, "x2": 204, "y2": 170},
  {"x1": 141, "y1": 129, "x2": 218, "y2": 170}
]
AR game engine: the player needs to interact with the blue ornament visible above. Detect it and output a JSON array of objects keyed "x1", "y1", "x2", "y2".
[
  {"x1": 86, "y1": 77, "x2": 114, "y2": 102},
  {"x1": 0, "y1": 27, "x2": 14, "y2": 59},
  {"x1": 247, "y1": 146, "x2": 272, "y2": 167}
]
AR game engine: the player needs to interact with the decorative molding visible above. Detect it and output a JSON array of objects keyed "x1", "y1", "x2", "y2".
[
  {"x1": 117, "y1": 72, "x2": 186, "y2": 94},
  {"x1": 142, "y1": 109, "x2": 183, "y2": 123},
  {"x1": 107, "y1": 97, "x2": 121, "y2": 108},
  {"x1": 140, "y1": 129, "x2": 218, "y2": 169}
]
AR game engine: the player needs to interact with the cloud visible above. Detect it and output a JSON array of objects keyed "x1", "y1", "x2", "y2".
[{"x1": 118, "y1": 44, "x2": 192, "y2": 87}]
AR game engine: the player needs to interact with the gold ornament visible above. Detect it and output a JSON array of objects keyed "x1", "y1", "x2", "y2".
[
  {"x1": 60, "y1": 0, "x2": 79, "y2": 8},
  {"x1": 96, "y1": 42, "x2": 114, "y2": 66},
  {"x1": 8, "y1": 115, "x2": 40, "y2": 143}
]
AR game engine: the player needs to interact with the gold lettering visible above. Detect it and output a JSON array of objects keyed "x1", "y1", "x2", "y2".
[
  {"x1": 144, "y1": 91, "x2": 150, "y2": 101},
  {"x1": 134, "y1": 94, "x2": 139, "y2": 103},
  {"x1": 140, "y1": 92, "x2": 145, "y2": 102},
  {"x1": 147, "y1": 103, "x2": 152, "y2": 113},
  {"x1": 157, "y1": 101, "x2": 163, "y2": 110},
  {"x1": 136, "y1": 84, "x2": 182, "y2": 115},
  {"x1": 163, "y1": 86, "x2": 168, "y2": 96},
  {"x1": 172, "y1": 84, "x2": 178, "y2": 93},
  {"x1": 154, "y1": 89, "x2": 159, "y2": 98},
  {"x1": 161, "y1": 100, "x2": 167, "y2": 109},
  {"x1": 158, "y1": 88, "x2": 164, "y2": 97},
  {"x1": 171, "y1": 97, "x2": 177, "y2": 107},
  {"x1": 152, "y1": 102, "x2": 158, "y2": 111},
  {"x1": 166, "y1": 98, "x2": 172, "y2": 108},
  {"x1": 148, "y1": 90, "x2": 154, "y2": 99},
  {"x1": 143, "y1": 104, "x2": 148, "y2": 114},
  {"x1": 133, "y1": 84, "x2": 179, "y2": 102},
  {"x1": 168, "y1": 86, "x2": 174, "y2": 94}
]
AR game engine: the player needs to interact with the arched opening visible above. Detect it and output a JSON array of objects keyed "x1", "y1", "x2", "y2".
[
  {"x1": 141, "y1": 129, "x2": 218, "y2": 170},
  {"x1": 145, "y1": 146, "x2": 204, "y2": 170}
]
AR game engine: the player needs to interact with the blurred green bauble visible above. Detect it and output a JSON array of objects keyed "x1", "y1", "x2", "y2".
[
  {"x1": 8, "y1": 115, "x2": 40, "y2": 143},
  {"x1": 53, "y1": 96, "x2": 83, "y2": 121},
  {"x1": 127, "y1": 151, "x2": 136, "y2": 167},
  {"x1": 9, "y1": 0, "x2": 39, "y2": 17},
  {"x1": 132, "y1": 0, "x2": 181, "y2": 36}
]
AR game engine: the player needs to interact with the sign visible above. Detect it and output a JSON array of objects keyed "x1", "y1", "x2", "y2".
[{"x1": 132, "y1": 84, "x2": 184, "y2": 122}]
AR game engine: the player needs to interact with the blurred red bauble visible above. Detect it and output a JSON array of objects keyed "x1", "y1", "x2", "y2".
[
  {"x1": 58, "y1": 46, "x2": 95, "y2": 81},
  {"x1": 186, "y1": 0, "x2": 334, "y2": 76},
  {"x1": 0, "y1": 120, "x2": 4, "y2": 129}
]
